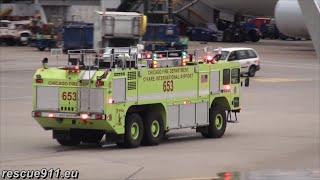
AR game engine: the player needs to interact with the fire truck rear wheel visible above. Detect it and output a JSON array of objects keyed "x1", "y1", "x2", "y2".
[
  {"x1": 142, "y1": 112, "x2": 164, "y2": 145},
  {"x1": 118, "y1": 113, "x2": 144, "y2": 148},
  {"x1": 202, "y1": 105, "x2": 227, "y2": 138}
]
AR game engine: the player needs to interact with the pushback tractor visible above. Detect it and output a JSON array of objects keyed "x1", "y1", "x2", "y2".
[{"x1": 32, "y1": 47, "x2": 249, "y2": 148}]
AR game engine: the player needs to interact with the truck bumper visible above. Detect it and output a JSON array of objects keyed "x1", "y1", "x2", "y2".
[{"x1": 34, "y1": 117, "x2": 115, "y2": 131}]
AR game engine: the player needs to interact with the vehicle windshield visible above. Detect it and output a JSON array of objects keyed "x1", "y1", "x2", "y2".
[{"x1": 218, "y1": 51, "x2": 230, "y2": 60}]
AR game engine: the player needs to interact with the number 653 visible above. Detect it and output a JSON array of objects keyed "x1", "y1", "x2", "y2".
[
  {"x1": 163, "y1": 80, "x2": 174, "y2": 92},
  {"x1": 62, "y1": 92, "x2": 77, "y2": 101}
]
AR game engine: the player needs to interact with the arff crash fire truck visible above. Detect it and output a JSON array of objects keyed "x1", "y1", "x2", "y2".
[{"x1": 32, "y1": 47, "x2": 249, "y2": 148}]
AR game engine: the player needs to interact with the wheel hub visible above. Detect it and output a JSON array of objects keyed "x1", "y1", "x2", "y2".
[
  {"x1": 131, "y1": 122, "x2": 139, "y2": 140},
  {"x1": 215, "y1": 114, "x2": 223, "y2": 130},
  {"x1": 151, "y1": 120, "x2": 160, "y2": 137}
]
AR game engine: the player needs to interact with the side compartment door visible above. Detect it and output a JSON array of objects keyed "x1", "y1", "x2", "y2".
[
  {"x1": 196, "y1": 72, "x2": 210, "y2": 126},
  {"x1": 210, "y1": 71, "x2": 220, "y2": 95},
  {"x1": 230, "y1": 68, "x2": 241, "y2": 109}
]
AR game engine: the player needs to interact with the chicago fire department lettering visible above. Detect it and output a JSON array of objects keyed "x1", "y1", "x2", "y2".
[{"x1": 143, "y1": 67, "x2": 193, "y2": 82}]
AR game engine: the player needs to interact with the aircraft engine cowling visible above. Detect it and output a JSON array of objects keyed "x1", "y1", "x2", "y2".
[{"x1": 275, "y1": 0, "x2": 310, "y2": 38}]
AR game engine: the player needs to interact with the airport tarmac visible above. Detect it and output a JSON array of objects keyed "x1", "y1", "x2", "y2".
[{"x1": 0, "y1": 40, "x2": 319, "y2": 179}]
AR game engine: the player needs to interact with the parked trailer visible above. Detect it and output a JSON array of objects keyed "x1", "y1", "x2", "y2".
[
  {"x1": 94, "y1": 11, "x2": 147, "y2": 48},
  {"x1": 63, "y1": 23, "x2": 93, "y2": 51}
]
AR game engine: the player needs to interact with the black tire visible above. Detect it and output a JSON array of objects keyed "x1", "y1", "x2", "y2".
[
  {"x1": 248, "y1": 66, "x2": 256, "y2": 77},
  {"x1": 117, "y1": 113, "x2": 144, "y2": 148},
  {"x1": 56, "y1": 138, "x2": 81, "y2": 146},
  {"x1": 6, "y1": 40, "x2": 16, "y2": 46},
  {"x1": 249, "y1": 30, "x2": 260, "y2": 42},
  {"x1": 223, "y1": 30, "x2": 233, "y2": 42},
  {"x1": 202, "y1": 105, "x2": 227, "y2": 138},
  {"x1": 142, "y1": 112, "x2": 164, "y2": 145},
  {"x1": 38, "y1": 47, "x2": 45, "y2": 51}
]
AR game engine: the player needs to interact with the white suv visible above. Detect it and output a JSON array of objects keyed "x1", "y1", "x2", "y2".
[{"x1": 217, "y1": 47, "x2": 261, "y2": 77}]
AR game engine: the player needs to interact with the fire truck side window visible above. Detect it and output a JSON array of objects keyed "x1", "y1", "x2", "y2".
[
  {"x1": 231, "y1": 68, "x2": 240, "y2": 84},
  {"x1": 223, "y1": 69, "x2": 230, "y2": 85}
]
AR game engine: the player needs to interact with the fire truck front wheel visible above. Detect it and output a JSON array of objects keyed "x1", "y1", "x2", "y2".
[
  {"x1": 118, "y1": 113, "x2": 144, "y2": 148},
  {"x1": 142, "y1": 112, "x2": 164, "y2": 146},
  {"x1": 202, "y1": 105, "x2": 227, "y2": 138}
]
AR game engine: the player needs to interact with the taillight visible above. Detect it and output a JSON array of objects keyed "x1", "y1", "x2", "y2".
[
  {"x1": 146, "y1": 53, "x2": 152, "y2": 59},
  {"x1": 35, "y1": 74, "x2": 43, "y2": 83},
  {"x1": 48, "y1": 113, "x2": 54, "y2": 118},
  {"x1": 223, "y1": 84, "x2": 231, "y2": 92},
  {"x1": 93, "y1": 113, "x2": 105, "y2": 120},
  {"x1": 32, "y1": 111, "x2": 41, "y2": 117},
  {"x1": 95, "y1": 114, "x2": 102, "y2": 120},
  {"x1": 108, "y1": 98, "x2": 114, "y2": 104},
  {"x1": 35, "y1": 79, "x2": 43, "y2": 83},
  {"x1": 96, "y1": 80, "x2": 104, "y2": 87},
  {"x1": 80, "y1": 113, "x2": 89, "y2": 120},
  {"x1": 206, "y1": 55, "x2": 213, "y2": 61}
]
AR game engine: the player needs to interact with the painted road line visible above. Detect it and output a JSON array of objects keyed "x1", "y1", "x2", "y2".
[
  {"x1": 263, "y1": 61, "x2": 319, "y2": 67},
  {"x1": 260, "y1": 63, "x2": 319, "y2": 70},
  {"x1": 0, "y1": 86, "x2": 30, "y2": 89},
  {"x1": 0, "y1": 96, "x2": 32, "y2": 101},
  {"x1": 252, "y1": 78, "x2": 315, "y2": 83},
  {"x1": 261, "y1": 61, "x2": 320, "y2": 69}
]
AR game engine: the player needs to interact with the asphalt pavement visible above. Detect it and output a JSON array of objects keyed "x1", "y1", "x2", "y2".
[{"x1": 0, "y1": 40, "x2": 319, "y2": 179}]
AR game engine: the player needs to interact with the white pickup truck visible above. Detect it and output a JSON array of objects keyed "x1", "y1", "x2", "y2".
[{"x1": 0, "y1": 20, "x2": 32, "y2": 45}]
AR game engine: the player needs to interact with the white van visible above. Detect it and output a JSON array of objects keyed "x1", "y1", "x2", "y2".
[{"x1": 218, "y1": 47, "x2": 261, "y2": 77}]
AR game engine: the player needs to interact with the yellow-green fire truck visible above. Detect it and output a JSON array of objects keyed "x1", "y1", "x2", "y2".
[{"x1": 32, "y1": 47, "x2": 248, "y2": 148}]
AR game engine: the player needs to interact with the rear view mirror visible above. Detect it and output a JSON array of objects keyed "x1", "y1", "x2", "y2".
[{"x1": 245, "y1": 77, "x2": 250, "y2": 87}]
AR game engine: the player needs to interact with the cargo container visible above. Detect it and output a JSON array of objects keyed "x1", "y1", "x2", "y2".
[
  {"x1": 94, "y1": 11, "x2": 147, "y2": 48},
  {"x1": 63, "y1": 23, "x2": 93, "y2": 51}
]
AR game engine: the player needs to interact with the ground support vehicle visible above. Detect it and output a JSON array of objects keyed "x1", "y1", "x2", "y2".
[
  {"x1": 241, "y1": 22, "x2": 261, "y2": 42},
  {"x1": 143, "y1": 24, "x2": 188, "y2": 52},
  {"x1": 32, "y1": 47, "x2": 246, "y2": 148},
  {"x1": 222, "y1": 23, "x2": 260, "y2": 43},
  {"x1": 186, "y1": 27, "x2": 218, "y2": 42},
  {"x1": 186, "y1": 27, "x2": 222, "y2": 42},
  {"x1": 0, "y1": 20, "x2": 18, "y2": 45},
  {"x1": 35, "y1": 36, "x2": 57, "y2": 51}
]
